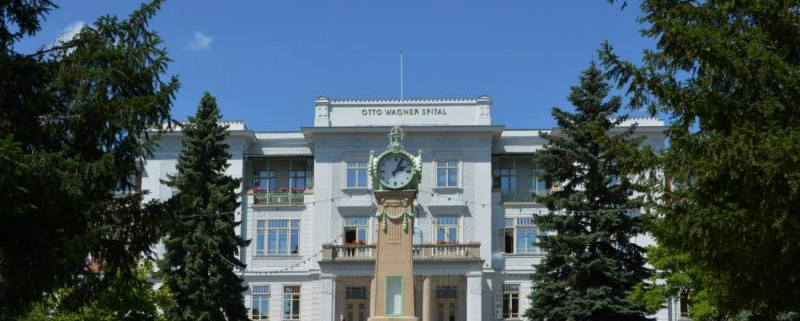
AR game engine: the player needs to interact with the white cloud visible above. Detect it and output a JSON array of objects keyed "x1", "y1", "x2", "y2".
[
  {"x1": 185, "y1": 32, "x2": 214, "y2": 51},
  {"x1": 55, "y1": 21, "x2": 86, "y2": 45}
]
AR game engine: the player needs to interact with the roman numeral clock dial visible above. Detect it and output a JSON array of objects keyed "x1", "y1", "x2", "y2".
[{"x1": 377, "y1": 153, "x2": 414, "y2": 189}]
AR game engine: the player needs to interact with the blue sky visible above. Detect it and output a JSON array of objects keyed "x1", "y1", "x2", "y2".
[{"x1": 16, "y1": 0, "x2": 655, "y2": 131}]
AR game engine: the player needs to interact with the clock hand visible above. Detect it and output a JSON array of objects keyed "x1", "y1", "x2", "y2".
[{"x1": 392, "y1": 159, "x2": 403, "y2": 175}]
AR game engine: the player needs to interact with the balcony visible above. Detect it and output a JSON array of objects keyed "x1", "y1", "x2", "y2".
[
  {"x1": 247, "y1": 157, "x2": 313, "y2": 207},
  {"x1": 493, "y1": 155, "x2": 554, "y2": 204},
  {"x1": 321, "y1": 242, "x2": 481, "y2": 262}
]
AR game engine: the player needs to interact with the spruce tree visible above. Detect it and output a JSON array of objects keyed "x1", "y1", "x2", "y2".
[
  {"x1": 525, "y1": 62, "x2": 651, "y2": 321},
  {"x1": 601, "y1": 1, "x2": 800, "y2": 319},
  {"x1": 0, "y1": 1, "x2": 177, "y2": 316},
  {"x1": 160, "y1": 92, "x2": 249, "y2": 321}
]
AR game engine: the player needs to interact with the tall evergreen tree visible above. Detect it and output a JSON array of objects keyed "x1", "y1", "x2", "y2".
[
  {"x1": 0, "y1": 1, "x2": 177, "y2": 316},
  {"x1": 526, "y1": 62, "x2": 652, "y2": 321},
  {"x1": 601, "y1": 1, "x2": 800, "y2": 319},
  {"x1": 160, "y1": 93, "x2": 249, "y2": 321}
]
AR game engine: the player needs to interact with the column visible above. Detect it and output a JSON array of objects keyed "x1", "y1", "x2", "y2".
[
  {"x1": 466, "y1": 272, "x2": 482, "y2": 321},
  {"x1": 320, "y1": 274, "x2": 336, "y2": 321},
  {"x1": 422, "y1": 276, "x2": 431, "y2": 321},
  {"x1": 370, "y1": 277, "x2": 376, "y2": 317}
]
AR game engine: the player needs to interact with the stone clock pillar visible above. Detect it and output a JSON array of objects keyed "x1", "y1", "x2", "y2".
[{"x1": 368, "y1": 126, "x2": 421, "y2": 321}]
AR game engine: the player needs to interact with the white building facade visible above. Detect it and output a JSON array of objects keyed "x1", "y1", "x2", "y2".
[{"x1": 143, "y1": 96, "x2": 681, "y2": 321}]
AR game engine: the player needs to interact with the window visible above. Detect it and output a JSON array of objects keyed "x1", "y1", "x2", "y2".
[
  {"x1": 385, "y1": 276, "x2": 403, "y2": 316},
  {"x1": 678, "y1": 291, "x2": 690, "y2": 319},
  {"x1": 289, "y1": 170, "x2": 307, "y2": 191},
  {"x1": 283, "y1": 285, "x2": 301, "y2": 321},
  {"x1": 251, "y1": 286, "x2": 270, "y2": 320},
  {"x1": 494, "y1": 168, "x2": 517, "y2": 194},
  {"x1": 254, "y1": 170, "x2": 276, "y2": 190},
  {"x1": 502, "y1": 284, "x2": 520, "y2": 319},
  {"x1": 436, "y1": 161, "x2": 459, "y2": 187},
  {"x1": 504, "y1": 217, "x2": 545, "y2": 254},
  {"x1": 346, "y1": 286, "x2": 368, "y2": 299},
  {"x1": 530, "y1": 167, "x2": 548, "y2": 196},
  {"x1": 346, "y1": 161, "x2": 368, "y2": 188},
  {"x1": 344, "y1": 217, "x2": 369, "y2": 245},
  {"x1": 434, "y1": 216, "x2": 459, "y2": 244},
  {"x1": 255, "y1": 219, "x2": 300, "y2": 255},
  {"x1": 436, "y1": 286, "x2": 457, "y2": 299}
]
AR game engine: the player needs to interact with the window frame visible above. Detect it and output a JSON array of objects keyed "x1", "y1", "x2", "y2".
[
  {"x1": 345, "y1": 161, "x2": 369, "y2": 189},
  {"x1": 250, "y1": 285, "x2": 270, "y2": 320},
  {"x1": 433, "y1": 216, "x2": 460, "y2": 245},
  {"x1": 502, "y1": 283, "x2": 520, "y2": 319},
  {"x1": 434, "y1": 160, "x2": 460, "y2": 188},
  {"x1": 503, "y1": 217, "x2": 546, "y2": 254},
  {"x1": 384, "y1": 276, "x2": 404, "y2": 317},
  {"x1": 343, "y1": 217, "x2": 370, "y2": 245},
  {"x1": 255, "y1": 219, "x2": 300, "y2": 256},
  {"x1": 282, "y1": 285, "x2": 301, "y2": 321},
  {"x1": 253, "y1": 169, "x2": 277, "y2": 191}
]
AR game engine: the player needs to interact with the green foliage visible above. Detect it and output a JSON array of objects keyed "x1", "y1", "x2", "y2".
[
  {"x1": 19, "y1": 260, "x2": 171, "y2": 321},
  {"x1": 0, "y1": 0, "x2": 177, "y2": 317},
  {"x1": 601, "y1": 1, "x2": 800, "y2": 319},
  {"x1": 159, "y1": 92, "x2": 249, "y2": 321},
  {"x1": 526, "y1": 62, "x2": 653, "y2": 321},
  {"x1": 629, "y1": 245, "x2": 724, "y2": 321}
]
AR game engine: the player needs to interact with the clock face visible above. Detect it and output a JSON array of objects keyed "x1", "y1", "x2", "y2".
[{"x1": 377, "y1": 153, "x2": 414, "y2": 189}]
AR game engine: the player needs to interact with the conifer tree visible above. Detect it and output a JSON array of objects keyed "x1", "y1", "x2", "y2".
[
  {"x1": 601, "y1": 1, "x2": 800, "y2": 319},
  {"x1": 526, "y1": 62, "x2": 652, "y2": 321},
  {"x1": 0, "y1": 1, "x2": 177, "y2": 316},
  {"x1": 160, "y1": 92, "x2": 249, "y2": 321}
]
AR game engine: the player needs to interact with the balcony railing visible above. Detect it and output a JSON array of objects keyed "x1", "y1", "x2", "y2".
[
  {"x1": 252, "y1": 190, "x2": 305, "y2": 205},
  {"x1": 499, "y1": 190, "x2": 547, "y2": 203},
  {"x1": 321, "y1": 243, "x2": 481, "y2": 261}
]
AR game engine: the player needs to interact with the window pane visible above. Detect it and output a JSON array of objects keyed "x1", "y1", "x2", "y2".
[
  {"x1": 256, "y1": 229, "x2": 264, "y2": 255},
  {"x1": 357, "y1": 170, "x2": 367, "y2": 187},
  {"x1": 437, "y1": 169, "x2": 446, "y2": 186},
  {"x1": 267, "y1": 230, "x2": 278, "y2": 254},
  {"x1": 448, "y1": 168, "x2": 457, "y2": 186},
  {"x1": 385, "y1": 276, "x2": 403, "y2": 316},
  {"x1": 278, "y1": 230, "x2": 288, "y2": 255},
  {"x1": 437, "y1": 228, "x2": 446, "y2": 243},
  {"x1": 448, "y1": 228, "x2": 458, "y2": 243},
  {"x1": 347, "y1": 170, "x2": 355, "y2": 187},
  {"x1": 290, "y1": 229, "x2": 299, "y2": 254}
]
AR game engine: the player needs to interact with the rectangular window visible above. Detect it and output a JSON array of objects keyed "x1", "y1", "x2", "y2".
[
  {"x1": 283, "y1": 285, "x2": 301, "y2": 321},
  {"x1": 434, "y1": 216, "x2": 459, "y2": 244},
  {"x1": 251, "y1": 286, "x2": 270, "y2": 320},
  {"x1": 679, "y1": 291, "x2": 690, "y2": 319},
  {"x1": 436, "y1": 286, "x2": 457, "y2": 299},
  {"x1": 436, "y1": 161, "x2": 459, "y2": 187},
  {"x1": 385, "y1": 276, "x2": 403, "y2": 316},
  {"x1": 504, "y1": 217, "x2": 545, "y2": 254},
  {"x1": 346, "y1": 286, "x2": 368, "y2": 299},
  {"x1": 346, "y1": 161, "x2": 368, "y2": 188},
  {"x1": 256, "y1": 219, "x2": 300, "y2": 255},
  {"x1": 344, "y1": 217, "x2": 369, "y2": 245},
  {"x1": 494, "y1": 168, "x2": 517, "y2": 194},
  {"x1": 530, "y1": 167, "x2": 548, "y2": 196},
  {"x1": 289, "y1": 170, "x2": 307, "y2": 191},
  {"x1": 502, "y1": 284, "x2": 520, "y2": 319},
  {"x1": 254, "y1": 170, "x2": 277, "y2": 190}
]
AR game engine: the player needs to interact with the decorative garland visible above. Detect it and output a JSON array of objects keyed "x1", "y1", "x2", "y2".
[{"x1": 376, "y1": 198, "x2": 414, "y2": 232}]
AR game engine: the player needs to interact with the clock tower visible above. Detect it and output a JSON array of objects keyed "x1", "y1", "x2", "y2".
[{"x1": 367, "y1": 126, "x2": 422, "y2": 321}]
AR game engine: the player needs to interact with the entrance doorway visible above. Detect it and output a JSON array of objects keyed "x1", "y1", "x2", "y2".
[
  {"x1": 435, "y1": 299, "x2": 457, "y2": 321},
  {"x1": 435, "y1": 286, "x2": 458, "y2": 321},
  {"x1": 344, "y1": 286, "x2": 369, "y2": 321}
]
